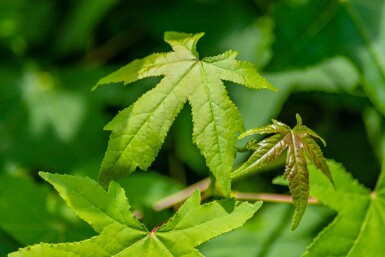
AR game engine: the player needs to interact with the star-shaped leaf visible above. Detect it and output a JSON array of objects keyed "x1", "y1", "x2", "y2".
[
  {"x1": 232, "y1": 114, "x2": 334, "y2": 229},
  {"x1": 303, "y1": 159, "x2": 385, "y2": 257},
  {"x1": 93, "y1": 32, "x2": 275, "y2": 195},
  {"x1": 10, "y1": 172, "x2": 262, "y2": 257}
]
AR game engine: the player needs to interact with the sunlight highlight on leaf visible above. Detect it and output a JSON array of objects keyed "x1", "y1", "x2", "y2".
[
  {"x1": 94, "y1": 32, "x2": 276, "y2": 196},
  {"x1": 9, "y1": 173, "x2": 261, "y2": 257},
  {"x1": 232, "y1": 114, "x2": 333, "y2": 229}
]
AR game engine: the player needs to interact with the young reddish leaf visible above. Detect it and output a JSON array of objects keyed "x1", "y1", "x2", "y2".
[
  {"x1": 93, "y1": 32, "x2": 275, "y2": 196},
  {"x1": 232, "y1": 114, "x2": 334, "y2": 229}
]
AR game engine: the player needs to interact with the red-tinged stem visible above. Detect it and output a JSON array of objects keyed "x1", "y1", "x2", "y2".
[
  {"x1": 150, "y1": 225, "x2": 160, "y2": 235},
  {"x1": 149, "y1": 220, "x2": 167, "y2": 235}
]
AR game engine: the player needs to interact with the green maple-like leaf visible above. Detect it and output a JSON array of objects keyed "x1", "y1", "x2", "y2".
[
  {"x1": 303, "y1": 159, "x2": 385, "y2": 257},
  {"x1": 93, "y1": 31, "x2": 275, "y2": 195},
  {"x1": 232, "y1": 114, "x2": 334, "y2": 230},
  {"x1": 9, "y1": 172, "x2": 261, "y2": 257}
]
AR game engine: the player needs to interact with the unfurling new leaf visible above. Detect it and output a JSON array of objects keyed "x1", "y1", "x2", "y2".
[
  {"x1": 10, "y1": 172, "x2": 262, "y2": 257},
  {"x1": 231, "y1": 114, "x2": 334, "y2": 230},
  {"x1": 93, "y1": 31, "x2": 275, "y2": 196}
]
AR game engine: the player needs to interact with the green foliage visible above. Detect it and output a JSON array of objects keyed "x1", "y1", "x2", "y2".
[
  {"x1": 10, "y1": 173, "x2": 261, "y2": 257},
  {"x1": 200, "y1": 203, "x2": 334, "y2": 257},
  {"x1": 0, "y1": 174, "x2": 94, "y2": 246},
  {"x1": 55, "y1": 0, "x2": 120, "y2": 55},
  {"x1": 94, "y1": 31, "x2": 275, "y2": 195},
  {"x1": 1, "y1": 0, "x2": 385, "y2": 256},
  {"x1": 303, "y1": 159, "x2": 385, "y2": 256},
  {"x1": 232, "y1": 114, "x2": 334, "y2": 230},
  {"x1": 270, "y1": 0, "x2": 385, "y2": 116}
]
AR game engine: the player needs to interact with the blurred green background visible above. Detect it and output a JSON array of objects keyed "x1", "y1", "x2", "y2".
[{"x1": 0, "y1": 0, "x2": 384, "y2": 256}]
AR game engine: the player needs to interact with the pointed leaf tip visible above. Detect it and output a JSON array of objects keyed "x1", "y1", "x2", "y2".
[
  {"x1": 38, "y1": 171, "x2": 48, "y2": 179},
  {"x1": 295, "y1": 113, "x2": 302, "y2": 126},
  {"x1": 97, "y1": 31, "x2": 275, "y2": 192},
  {"x1": 234, "y1": 114, "x2": 333, "y2": 229},
  {"x1": 164, "y1": 31, "x2": 205, "y2": 57},
  {"x1": 10, "y1": 176, "x2": 262, "y2": 256},
  {"x1": 164, "y1": 31, "x2": 205, "y2": 42}
]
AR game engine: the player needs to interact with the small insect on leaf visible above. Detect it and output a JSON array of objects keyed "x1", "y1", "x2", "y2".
[{"x1": 232, "y1": 114, "x2": 334, "y2": 230}]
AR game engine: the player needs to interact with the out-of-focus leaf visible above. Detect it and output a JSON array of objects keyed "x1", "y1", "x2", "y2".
[
  {"x1": 232, "y1": 114, "x2": 333, "y2": 229},
  {"x1": 303, "y1": 159, "x2": 385, "y2": 256},
  {"x1": 10, "y1": 173, "x2": 261, "y2": 257},
  {"x1": 0, "y1": 174, "x2": 94, "y2": 246},
  {"x1": 0, "y1": 66, "x2": 108, "y2": 173},
  {"x1": 173, "y1": 106, "x2": 208, "y2": 176},
  {"x1": 272, "y1": 175, "x2": 289, "y2": 186},
  {"x1": 119, "y1": 171, "x2": 183, "y2": 208},
  {"x1": 117, "y1": 171, "x2": 183, "y2": 228},
  {"x1": 266, "y1": 56, "x2": 360, "y2": 94},
  {"x1": 132, "y1": 0, "x2": 258, "y2": 56},
  {"x1": 21, "y1": 69, "x2": 85, "y2": 142},
  {"x1": 0, "y1": 228, "x2": 20, "y2": 256},
  {"x1": 363, "y1": 107, "x2": 385, "y2": 161},
  {"x1": 200, "y1": 203, "x2": 334, "y2": 257},
  {"x1": 218, "y1": 17, "x2": 274, "y2": 68},
  {"x1": 269, "y1": 0, "x2": 385, "y2": 115},
  {"x1": 56, "y1": 0, "x2": 119, "y2": 55},
  {"x1": 233, "y1": 56, "x2": 359, "y2": 141},
  {"x1": 0, "y1": 0, "x2": 56, "y2": 55}
]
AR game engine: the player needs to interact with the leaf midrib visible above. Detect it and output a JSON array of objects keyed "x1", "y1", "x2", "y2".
[
  {"x1": 55, "y1": 182, "x2": 145, "y2": 233},
  {"x1": 110, "y1": 233, "x2": 175, "y2": 257},
  {"x1": 197, "y1": 61, "x2": 227, "y2": 180},
  {"x1": 101, "y1": 59, "x2": 199, "y2": 186}
]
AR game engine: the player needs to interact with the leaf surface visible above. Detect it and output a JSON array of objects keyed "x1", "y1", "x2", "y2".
[
  {"x1": 269, "y1": 0, "x2": 385, "y2": 115},
  {"x1": 232, "y1": 114, "x2": 333, "y2": 229},
  {"x1": 94, "y1": 31, "x2": 275, "y2": 195},
  {"x1": 9, "y1": 172, "x2": 261, "y2": 257},
  {"x1": 200, "y1": 203, "x2": 334, "y2": 257},
  {"x1": 303, "y1": 159, "x2": 385, "y2": 257}
]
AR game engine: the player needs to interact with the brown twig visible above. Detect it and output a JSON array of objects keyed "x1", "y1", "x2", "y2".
[
  {"x1": 232, "y1": 191, "x2": 319, "y2": 205},
  {"x1": 153, "y1": 177, "x2": 212, "y2": 211},
  {"x1": 153, "y1": 177, "x2": 320, "y2": 211}
]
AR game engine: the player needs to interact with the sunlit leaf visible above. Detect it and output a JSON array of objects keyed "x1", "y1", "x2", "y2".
[
  {"x1": 10, "y1": 172, "x2": 261, "y2": 257},
  {"x1": 94, "y1": 31, "x2": 276, "y2": 195},
  {"x1": 303, "y1": 159, "x2": 385, "y2": 257}
]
